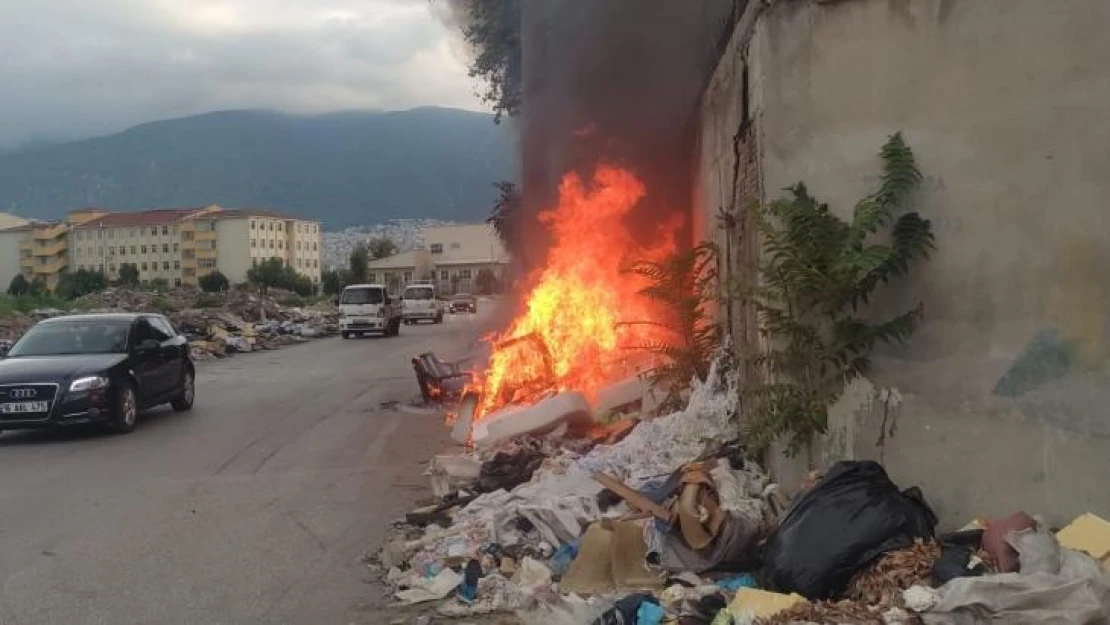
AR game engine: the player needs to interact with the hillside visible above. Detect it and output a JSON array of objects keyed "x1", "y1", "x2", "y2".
[{"x1": 0, "y1": 108, "x2": 518, "y2": 229}]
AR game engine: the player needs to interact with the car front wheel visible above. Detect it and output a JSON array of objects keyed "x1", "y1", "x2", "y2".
[
  {"x1": 172, "y1": 367, "x2": 195, "y2": 412},
  {"x1": 111, "y1": 382, "x2": 140, "y2": 434}
]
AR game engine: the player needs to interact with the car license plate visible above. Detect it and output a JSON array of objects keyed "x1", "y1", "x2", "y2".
[{"x1": 0, "y1": 401, "x2": 49, "y2": 414}]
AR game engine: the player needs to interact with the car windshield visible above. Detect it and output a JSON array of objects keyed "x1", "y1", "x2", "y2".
[
  {"x1": 340, "y1": 287, "x2": 384, "y2": 305},
  {"x1": 452, "y1": 294, "x2": 473, "y2": 300},
  {"x1": 404, "y1": 287, "x2": 435, "y2": 300},
  {"x1": 7, "y1": 319, "x2": 131, "y2": 357}
]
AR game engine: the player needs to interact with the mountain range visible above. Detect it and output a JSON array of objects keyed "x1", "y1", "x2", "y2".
[{"x1": 0, "y1": 107, "x2": 518, "y2": 229}]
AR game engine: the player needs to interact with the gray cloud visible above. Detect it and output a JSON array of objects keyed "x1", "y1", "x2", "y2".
[{"x1": 0, "y1": 0, "x2": 484, "y2": 148}]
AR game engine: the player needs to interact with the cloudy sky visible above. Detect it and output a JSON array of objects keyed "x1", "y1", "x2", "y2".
[{"x1": 0, "y1": 0, "x2": 484, "y2": 148}]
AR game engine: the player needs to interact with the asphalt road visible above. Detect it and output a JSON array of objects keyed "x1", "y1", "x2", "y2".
[{"x1": 0, "y1": 308, "x2": 497, "y2": 625}]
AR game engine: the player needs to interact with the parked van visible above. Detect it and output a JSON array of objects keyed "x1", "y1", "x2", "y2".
[
  {"x1": 402, "y1": 283, "x2": 445, "y2": 325},
  {"x1": 338, "y1": 284, "x2": 402, "y2": 338}
]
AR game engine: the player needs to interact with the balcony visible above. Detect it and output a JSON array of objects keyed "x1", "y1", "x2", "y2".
[
  {"x1": 195, "y1": 248, "x2": 218, "y2": 260},
  {"x1": 33, "y1": 239, "x2": 68, "y2": 258},
  {"x1": 19, "y1": 239, "x2": 32, "y2": 252},
  {"x1": 194, "y1": 230, "x2": 218, "y2": 242},
  {"x1": 32, "y1": 257, "x2": 67, "y2": 275},
  {"x1": 33, "y1": 224, "x2": 68, "y2": 241},
  {"x1": 182, "y1": 258, "x2": 198, "y2": 269}
]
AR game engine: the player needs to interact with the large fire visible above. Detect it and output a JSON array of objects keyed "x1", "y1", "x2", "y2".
[{"x1": 474, "y1": 165, "x2": 679, "y2": 419}]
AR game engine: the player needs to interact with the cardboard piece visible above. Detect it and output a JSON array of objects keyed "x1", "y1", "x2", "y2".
[
  {"x1": 1057, "y1": 513, "x2": 1110, "y2": 570},
  {"x1": 559, "y1": 524, "x2": 615, "y2": 596},
  {"x1": 594, "y1": 472, "x2": 674, "y2": 522},
  {"x1": 610, "y1": 520, "x2": 665, "y2": 590},
  {"x1": 727, "y1": 588, "x2": 808, "y2": 618}
]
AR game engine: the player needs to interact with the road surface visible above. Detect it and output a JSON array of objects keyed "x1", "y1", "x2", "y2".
[{"x1": 0, "y1": 308, "x2": 496, "y2": 625}]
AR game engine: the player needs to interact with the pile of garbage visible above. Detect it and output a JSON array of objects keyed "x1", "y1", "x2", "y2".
[
  {"x1": 378, "y1": 354, "x2": 1110, "y2": 624},
  {"x1": 0, "y1": 287, "x2": 338, "y2": 357}
]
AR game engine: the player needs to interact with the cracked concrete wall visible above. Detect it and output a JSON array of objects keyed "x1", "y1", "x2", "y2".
[{"x1": 703, "y1": 0, "x2": 1110, "y2": 527}]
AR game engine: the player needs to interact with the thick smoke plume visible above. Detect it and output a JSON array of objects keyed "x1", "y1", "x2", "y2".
[{"x1": 519, "y1": 0, "x2": 742, "y2": 258}]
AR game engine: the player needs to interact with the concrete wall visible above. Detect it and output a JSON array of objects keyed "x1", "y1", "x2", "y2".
[
  {"x1": 0, "y1": 229, "x2": 28, "y2": 291},
  {"x1": 704, "y1": 0, "x2": 1110, "y2": 527}
]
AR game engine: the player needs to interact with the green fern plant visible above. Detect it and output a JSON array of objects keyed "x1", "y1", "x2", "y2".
[
  {"x1": 622, "y1": 242, "x2": 722, "y2": 413},
  {"x1": 743, "y1": 133, "x2": 934, "y2": 457}
]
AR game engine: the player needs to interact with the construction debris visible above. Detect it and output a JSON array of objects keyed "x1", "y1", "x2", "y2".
[{"x1": 0, "y1": 286, "x2": 338, "y2": 356}]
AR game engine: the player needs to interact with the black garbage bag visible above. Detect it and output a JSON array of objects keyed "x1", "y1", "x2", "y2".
[
  {"x1": 763, "y1": 460, "x2": 937, "y2": 599},
  {"x1": 592, "y1": 593, "x2": 659, "y2": 625}
]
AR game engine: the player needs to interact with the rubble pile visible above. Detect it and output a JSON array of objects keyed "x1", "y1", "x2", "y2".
[
  {"x1": 382, "y1": 355, "x2": 1110, "y2": 625},
  {"x1": 0, "y1": 287, "x2": 337, "y2": 357}
]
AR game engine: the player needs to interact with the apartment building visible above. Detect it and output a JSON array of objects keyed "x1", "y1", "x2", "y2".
[
  {"x1": 0, "y1": 205, "x2": 322, "y2": 292},
  {"x1": 181, "y1": 209, "x2": 323, "y2": 286}
]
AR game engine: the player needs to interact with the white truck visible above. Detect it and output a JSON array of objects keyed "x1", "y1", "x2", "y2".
[
  {"x1": 402, "y1": 283, "x2": 445, "y2": 325},
  {"x1": 338, "y1": 284, "x2": 402, "y2": 338}
]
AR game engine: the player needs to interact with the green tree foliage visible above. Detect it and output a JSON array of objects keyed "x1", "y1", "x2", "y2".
[
  {"x1": 367, "y1": 237, "x2": 399, "y2": 260},
  {"x1": 7, "y1": 274, "x2": 29, "y2": 297},
  {"x1": 247, "y1": 258, "x2": 315, "y2": 296},
  {"x1": 148, "y1": 278, "x2": 170, "y2": 292},
  {"x1": 349, "y1": 243, "x2": 369, "y2": 284},
  {"x1": 488, "y1": 180, "x2": 521, "y2": 261},
  {"x1": 624, "y1": 242, "x2": 722, "y2": 413},
  {"x1": 55, "y1": 268, "x2": 108, "y2": 300},
  {"x1": 199, "y1": 270, "x2": 230, "y2": 293},
  {"x1": 742, "y1": 133, "x2": 934, "y2": 457},
  {"x1": 321, "y1": 269, "x2": 344, "y2": 295},
  {"x1": 117, "y1": 263, "x2": 140, "y2": 287},
  {"x1": 247, "y1": 258, "x2": 287, "y2": 294},
  {"x1": 456, "y1": 0, "x2": 522, "y2": 122}
]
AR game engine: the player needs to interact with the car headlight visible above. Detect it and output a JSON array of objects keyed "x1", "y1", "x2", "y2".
[{"x1": 70, "y1": 376, "x2": 110, "y2": 392}]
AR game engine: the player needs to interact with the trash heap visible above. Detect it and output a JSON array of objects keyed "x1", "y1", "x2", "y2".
[
  {"x1": 0, "y1": 287, "x2": 338, "y2": 357},
  {"x1": 379, "y1": 355, "x2": 1110, "y2": 624}
]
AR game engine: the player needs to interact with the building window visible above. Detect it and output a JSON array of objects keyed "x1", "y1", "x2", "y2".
[
  {"x1": 161, "y1": 262, "x2": 168, "y2": 271},
  {"x1": 278, "y1": 240, "x2": 283, "y2": 249},
  {"x1": 313, "y1": 259, "x2": 318, "y2": 268},
  {"x1": 141, "y1": 262, "x2": 148, "y2": 271},
  {"x1": 130, "y1": 229, "x2": 136, "y2": 238},
  {"x1": 150, "y1": 227, "x2": 157, "y2": 236},
  {"x1": 269, "y1": 222, "x2": 274, "y2": 231},
  {"x1": 368, "y1": 273, "x2": 377, "y2": 283},
  {"x1": 269, "y1": 240, "x2": 274, "y2": 249},
  {"x1": 440, "y1": 270, "x2": 448, "y2": 280},
  {"x1": 451, "y1": 242, "x2": 461, "y2": 250},
  {"x1": 430, "y1": 244, "x2": 443, "y2": 254},
  {"x1": 252, "y1": 258, "x2": 258, "y2": 267},
  {"x1": 296, "y1": 241, "x2": 301, "y2": 250},
  {"x1": 109, "y1": 263, "x2": 116, "y2": 272},
  {"x1": 174, "y1": 278, "x2": 182, "y2": 287},
  {"x1": 174, "y1": 260, "x2": 180, "y2": 270},
  {"x1": 141, "y1": 245, "x2": 147, "y2": 254},
  {"x1": 251, "y1": 220, "x2": 256, "y2": 230},
  {"x1": 250, "y1": 239, "x2": 256, "y2": 248},
  {"x1": 459, "y1": 269, "x2": 473, "y2": 279},
  {"x1": 163, "y1": 244, "x2": 169, "y2": 253},
  {"x1": 313, "y1": 242, "x2": 317, "y2": 251},
  {"x1": 404, "y1": 271, "x2": 412, "y2": 282},
  {"x1": 161, "y1": 226, "x2": 168, "y2": 236},
  {"x1": 173, "y1": 243, "x2": 179, "y2": 253}
]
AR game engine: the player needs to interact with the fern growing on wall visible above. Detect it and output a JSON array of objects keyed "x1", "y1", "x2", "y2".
[
  {"x1": 742, "y1": 133, "x2": 934, "y2": 457},
  {"x1": 623, "y1": 242, "x2": 722, "y2": 413}
]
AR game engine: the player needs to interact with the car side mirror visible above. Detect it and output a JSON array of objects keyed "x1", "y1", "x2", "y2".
[{"x1": 136, "y1": 338, "x2": 160, "y2": 352}]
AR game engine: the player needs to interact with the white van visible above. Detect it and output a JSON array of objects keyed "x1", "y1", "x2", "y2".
[
  {"x1": 338, "y1": 284, "x2": 402, "y2": 338},
  {"x1": 402, "y1": 283, "x2": 445, "y2": 325}
]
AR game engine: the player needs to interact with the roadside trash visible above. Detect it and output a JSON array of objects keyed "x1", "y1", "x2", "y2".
[
  {"x1": 1056, "y1": 512, "x2": 1110, "y2": 569},
  {"x1": 427, "y1": 454, "x2": 482, "y2": 499},
  {"x1": 846, "y1": 538, "x2": 941, "y2": 606},
  {"x1": 716, "y1": 574, "x2": 756, "y2": 591},
  {"x1": 395, "y1": 568, "x2": 463, "y2": 605},
  {"x1": 471, "y1": 391, "x2": 593, "y2": 449},
  {"x1": 719, "y1": 588, "x2": 807, "y2": 620},
  {"x1": 548, "y1": 540, "x2": 579, "y2": 577},
  {"x1": 592, "y1": 593, "x2": 659, "y2": 625},
  {"x1": 635, "y1": 599, "x2": 666, "y2": 625},
  {"x1": 763, "y1": 460, "x2": 937, "y2": 599},
  {"x1": 923, "y1": 524, "x2": 1110, "y2": 624},
  {"x1": 457, "y1": 559, "x2": 482, "y2": 603},
  {"x1": 511, "y1": 556, "x2": 553, "y2": 588},
  {"x1": 475, "y1": 443, "x2": 546, "y2": 493},
  {"x1": 981, "y1": 511, "x2": 1035, "y2": 573}
]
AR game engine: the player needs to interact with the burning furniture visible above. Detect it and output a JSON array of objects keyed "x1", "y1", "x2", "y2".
[{"x1": 411, "y1": 352, "x2": 474, "y2": 404}]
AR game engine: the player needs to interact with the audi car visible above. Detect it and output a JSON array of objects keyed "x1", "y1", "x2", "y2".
[{"x1": 0, "y1": 313, "x2": 196, "y2": 434}]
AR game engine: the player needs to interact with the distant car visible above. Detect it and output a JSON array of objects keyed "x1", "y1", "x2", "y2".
[
  {"x1": 448, "y1": 294, "x2": 477, "y2": 314},
  {"x1": 0, "y1": 313, "x2": 195, "y2": 434}
]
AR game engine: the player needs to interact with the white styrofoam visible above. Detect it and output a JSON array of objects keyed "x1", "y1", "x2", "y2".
[{"x1": 472, "y1": 391, "x2": 593, "y2": 449}]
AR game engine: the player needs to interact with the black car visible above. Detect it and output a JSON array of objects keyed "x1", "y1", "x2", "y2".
[
  {"x1": 448, "y1": 294, "x2": 477, "y2": 314},
  {"x1": 0, "y1": 313, "x2": 195, "y2": 434}
]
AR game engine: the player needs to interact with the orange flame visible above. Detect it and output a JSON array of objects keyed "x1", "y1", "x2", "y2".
[{"x1": 474, "y1": 165, "x2": 679, "y2": 418}]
